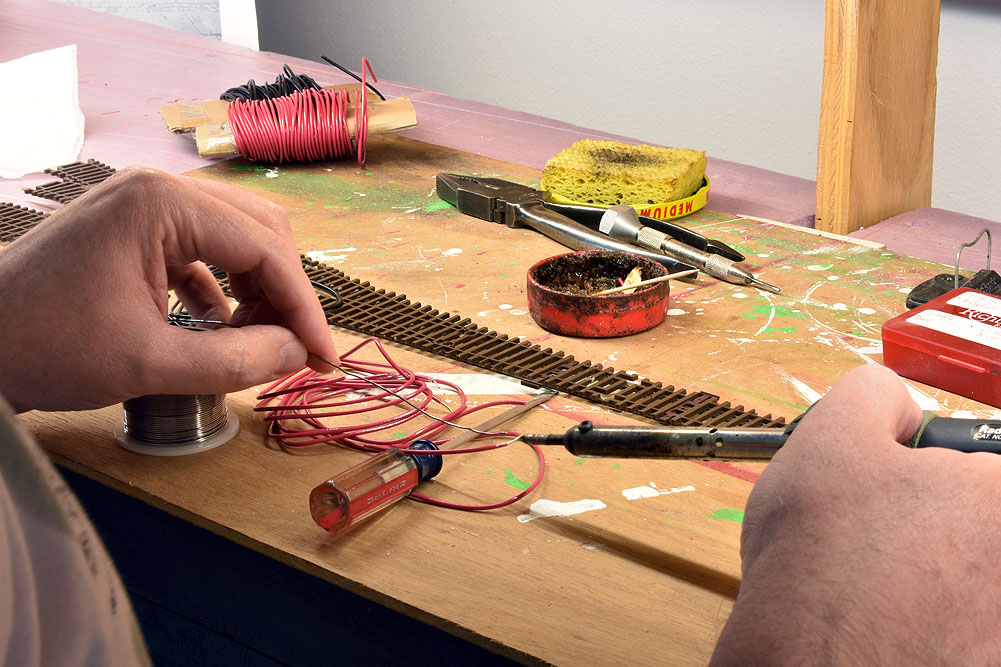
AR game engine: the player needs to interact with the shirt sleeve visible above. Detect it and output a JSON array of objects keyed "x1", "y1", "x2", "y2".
[{"x1": 0, "y1": 396, "x2": 150, "y2": 666}]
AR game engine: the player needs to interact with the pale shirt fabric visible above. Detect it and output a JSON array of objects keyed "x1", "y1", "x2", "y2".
[{"x1": 0, "y1": 396, "x2": 150, "y2": 665}]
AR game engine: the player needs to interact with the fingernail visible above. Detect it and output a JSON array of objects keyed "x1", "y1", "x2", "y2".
[{"x1": 277, "y1": 338, "x2": 307, "y2": 375}]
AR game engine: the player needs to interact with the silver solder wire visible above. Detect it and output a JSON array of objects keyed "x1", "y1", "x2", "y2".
[{"x1": 122, "y1": 393, "x2": 231, "y2": 445}]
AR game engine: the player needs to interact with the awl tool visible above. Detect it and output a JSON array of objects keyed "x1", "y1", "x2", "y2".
[
  {"x1": 435, "y1": 173, "x2": 746, "y2": 275},
  {"x1": 521, "y1": 412, "x2": 1001, "y2": 460},
  {"x1": 598, "y1": 204, "x2": 780, "y2": 293}
]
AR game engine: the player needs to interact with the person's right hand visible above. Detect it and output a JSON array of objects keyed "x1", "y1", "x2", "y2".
[
  {"x1": 712, "y1": 364, "x2": 1001, "y2": 664},
  {"x1": 0, "y1": 168, "x2": 337, "y2": 413}
]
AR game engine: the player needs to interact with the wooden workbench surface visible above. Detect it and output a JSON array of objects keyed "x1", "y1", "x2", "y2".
[{"x1": 21, "y1": 134, "x2": 998, "y2": 666}]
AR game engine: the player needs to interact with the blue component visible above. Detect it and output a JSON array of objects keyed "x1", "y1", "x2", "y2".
[{"x1": 408, "y1": 440, "x2": 443, "y2": 482}]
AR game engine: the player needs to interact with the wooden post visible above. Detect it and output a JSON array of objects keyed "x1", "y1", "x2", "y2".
[{"x1": 816, "y1": 0, "x2": 941, "y2": 235}]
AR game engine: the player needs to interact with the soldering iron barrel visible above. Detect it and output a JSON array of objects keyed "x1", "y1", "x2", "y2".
[{"x1": 527, "y1": 422, "x2": 787, "y2": 459}]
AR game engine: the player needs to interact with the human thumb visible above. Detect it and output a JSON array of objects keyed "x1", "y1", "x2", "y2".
[{"x1": 152, "y1": 324, "x2": 308, "y2": 396}]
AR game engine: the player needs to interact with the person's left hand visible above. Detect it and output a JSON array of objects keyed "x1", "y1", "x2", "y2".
[{"x1": 0, "y1": 168, "x2": 337, "y2": 412}]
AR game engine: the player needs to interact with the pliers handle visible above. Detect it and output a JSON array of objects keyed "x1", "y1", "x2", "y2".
[{"x1": 435, "y1": 174, "x2": 744, "y2": 271}]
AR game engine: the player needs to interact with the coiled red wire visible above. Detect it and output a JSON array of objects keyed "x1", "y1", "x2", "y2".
[
  {"x1": 227, "y1": 58, "x2": 376, "y2": 165},
  {"x1": 255, "y1": 337, "x2": 545, "y2": 511}
]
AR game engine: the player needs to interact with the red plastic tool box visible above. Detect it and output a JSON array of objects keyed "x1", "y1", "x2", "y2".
[{"x1": 882, "y1": 287, "x2": 1001, "y2": 408}]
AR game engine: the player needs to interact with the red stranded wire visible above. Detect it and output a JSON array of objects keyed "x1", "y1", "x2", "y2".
[
  {"x1": 356, "y1": 57, "x2": 376, "y2": 164},
  {"x1": 255, "y1": 337, "x2": 546, "y2": 511},
  {"x1": 227, "y1": 75, "x2": 372, "y2": 164}
]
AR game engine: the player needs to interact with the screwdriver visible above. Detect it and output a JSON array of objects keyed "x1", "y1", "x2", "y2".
[
  {"x1": 520, "y1": 412, "x2": 1001, "y2": 460},
  {"x1": 309, "y1": 391, "x2": 556, "y2": 534},
  {"x1": 598, "y1": 204, "x2": 781, "y2": 293}
]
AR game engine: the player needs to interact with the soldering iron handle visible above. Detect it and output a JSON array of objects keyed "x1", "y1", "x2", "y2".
[
  {"x1": 907, "y1": 413, "x2": 1001, "y2": 454},
  {"x1": 536, "y1": 421, "x2": 786, "y2": 459}
]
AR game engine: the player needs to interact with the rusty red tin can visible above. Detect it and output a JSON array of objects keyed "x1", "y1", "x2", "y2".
[{"x1": 526, "y1": 250, "x2": 670, "y2": 338}]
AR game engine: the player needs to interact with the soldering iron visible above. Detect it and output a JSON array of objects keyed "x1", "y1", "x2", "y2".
[{"x1": 520, "y1": 412, "x2": 1001, "y2": 460}]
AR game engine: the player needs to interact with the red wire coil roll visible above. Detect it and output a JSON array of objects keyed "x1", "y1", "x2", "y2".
[
  {"x1": 227, "y1": 58, "x2": 376, "y2": 165},
  {"x1": 255, "y1": 337, "x2": 546, "y2": 511}
]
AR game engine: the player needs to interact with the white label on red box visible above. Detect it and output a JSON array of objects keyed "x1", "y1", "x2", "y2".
[
  {"x1": 906, "y1": 309, "x2": 1001, "y2": 351},
  {"x1": 946, "y1": 291, "x2": 1001, "y2": 318}
]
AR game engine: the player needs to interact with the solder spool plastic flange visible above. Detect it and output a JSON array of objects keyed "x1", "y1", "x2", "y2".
[{"x1": 114, "y1": 393, "x2": 240, "y2": 456}]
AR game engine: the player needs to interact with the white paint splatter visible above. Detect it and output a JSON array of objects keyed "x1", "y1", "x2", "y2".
[
  {"x1": 858, "y1": 307, "x2": 876, "y2": 315},
  {"x1": 499, "y1": 303, "x2": 513, "y2": 310},
  {"x1": 782, "y1": 374, "x2": 824, "y2": 403},
  {"x1": 509, "y1": 309, "x2": 527, "y2": 316},
  {"x1": 753, "y1": 302, "x2": 776, "y2": 337},
  {"x1": 517, "y1": 499, "x2": 607, "y2": 523},
  {"x1": 807, "y1": 264, "x2": 833, "y2": 271},
  {"x1": 851, "y1": 344, "x2": 883, "y2": 355},
  {"x1": 832, "y1": 303, "x2": 848, "y2": 311},
  {"x1": 827, "y1": 275, "x2": 839, "y2": 281},
  {"x1": 265, "y1": 168, "x2": 279, "y2": 178},
  {"x1": 622, "y1": 484, "x2": 695, "y2": 501},
  {"x1": 732, "y1": 293, "x2": 748, "y2": 299},
  {"x1": 757, "y1": 253, "x2": 770, "y2": 258},
  {"x1": 904, "y1": 383, "x2": 944, "y2": 411},
  {"x1": 441, "y1": 248, "x2": 463, "y2": 257},
  {"x1": 306, "y1": 250, "x2": 349, "y2": 262},
  {"x1": 898, "y1": 287, "x2": 913, "y2": 294},
  {"x1": 951, "y1": 409, "x2": 1001, "y2": 419},
  {"x1": 667, "y1": 308, "x2": 686, "y2": 316},
  {"x1": 424, "y1": 373, "x2": 537, "y2": 395},
  {"x1": 477, "y1": 310, "x2": 495, "y2": 317}
]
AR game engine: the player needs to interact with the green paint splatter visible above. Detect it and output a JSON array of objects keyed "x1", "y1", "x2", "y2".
[
  {"x1": 423, "y1": 199, "x2": 451, "y2": 212},
  {"x1": 612, "y1": 464, "x2": 621, "y2": 470},
  {"x1": 305, "y1": 202, "x2": 314, "y2": 206},
  {"x1": 574, "y1": 458, "x2": 586, "y2": 466},
  {"x1": 762, "y1": 326, "x2": 797, "y2": 334},
  {"x1": 708, "y1": 509, "x2": 745, "y2": 523},
  {"x1": 748, "y1": 305, "x2": 804, "y2": 319},
  {"x1": 504, "y1": 470, "x2": 530, "y2": 490},
  {"x1": 323, "y1": 204, "x2": 333, "y2": 209},
  {"x1": 498, "y1": 273, "x2": 509, "y2": 278},
  {"x1": 392, "y1": 432, "x2": 407, "y2": 439},
  {"x1": 739, "y1": 313, "x2": 755, "y2": 319}
]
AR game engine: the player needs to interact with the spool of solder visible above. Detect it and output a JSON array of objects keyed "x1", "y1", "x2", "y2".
[{"x1": 114, "y1": 393, "x2": 239, "y2": 456}]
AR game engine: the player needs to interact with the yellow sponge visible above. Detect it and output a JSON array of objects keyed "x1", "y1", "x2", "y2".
[{"x1": 541, "y1": 139, "x2": 706, "y2": 206}]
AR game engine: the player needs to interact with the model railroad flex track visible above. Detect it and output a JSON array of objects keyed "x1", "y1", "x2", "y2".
[{"x1": 1, "y1": 161, "x2": 785, "y2": 428}]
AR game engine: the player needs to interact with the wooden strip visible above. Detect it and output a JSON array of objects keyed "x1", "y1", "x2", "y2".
[{"x1": 816, "y1": 0, "x2": 941, "y2": 235}]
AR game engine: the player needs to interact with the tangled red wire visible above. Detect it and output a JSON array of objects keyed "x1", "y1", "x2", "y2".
[
  {"x1": 255, "y1": 337, "x2": 545, "y2": 510},
  {"x1": 227, "y1": 58, "x2": 376, "y2": 164}
]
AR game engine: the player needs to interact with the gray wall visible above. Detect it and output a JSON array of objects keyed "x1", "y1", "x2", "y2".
[
  {"x1": 55, "y1": 0, "x2": 221, "y2": 38},
  {"x1": 256, "y1": 0, "x2": 1001, "y2": 223}
]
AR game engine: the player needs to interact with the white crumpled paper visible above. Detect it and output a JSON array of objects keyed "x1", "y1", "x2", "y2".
[{"x1": 0, "y1": 44, "x2": 85, "y2": 179}]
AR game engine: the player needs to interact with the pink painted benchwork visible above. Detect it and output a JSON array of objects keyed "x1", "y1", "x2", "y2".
[{"x1": 2, "y1": 0, "x2": 997, "y2": 272}]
